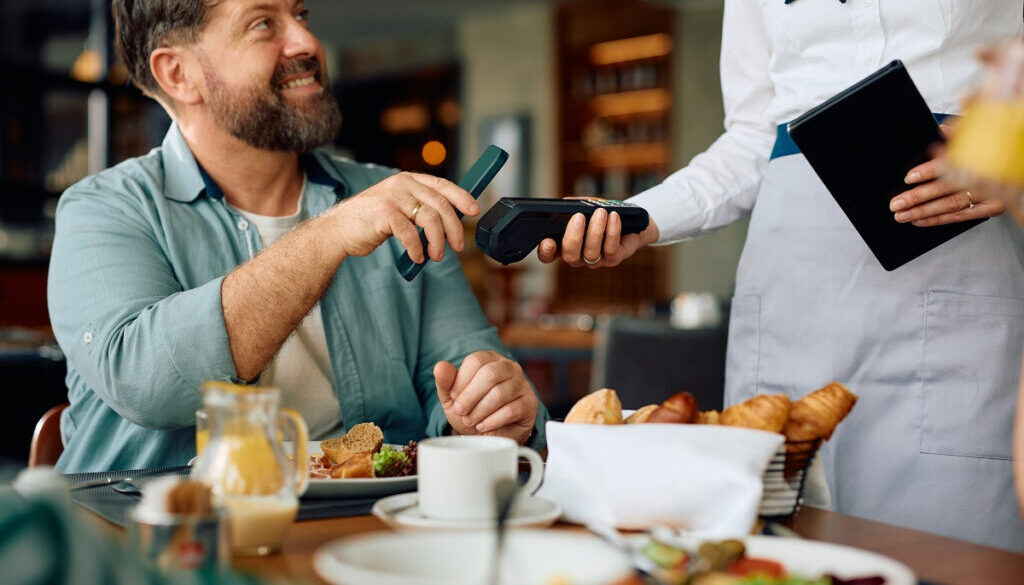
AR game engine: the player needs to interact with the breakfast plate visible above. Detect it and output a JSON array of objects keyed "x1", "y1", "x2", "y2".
[
  {"x1": 372, "y1": 492, "x2": 562, "y2": 531},
  {"x1": 649, "y1": 531, "x2": 915, "y2": 585},
  {"x1": 313, "y1": 528, "x2": 630, "y2": 585},
  {"x1": 303, "y1": 441, "x2": 417, "y2": 499}
]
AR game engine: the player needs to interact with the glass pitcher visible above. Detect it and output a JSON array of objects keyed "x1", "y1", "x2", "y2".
[{"x1": 190, "y1": 381, "x2": 309, "y2": 556}]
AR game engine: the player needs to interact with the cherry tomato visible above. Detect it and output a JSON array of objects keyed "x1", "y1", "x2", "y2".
[{"x1": 728, "y1": 557, "x2": 786, "y2": 578}]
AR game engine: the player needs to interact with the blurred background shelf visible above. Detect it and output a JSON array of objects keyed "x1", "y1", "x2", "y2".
[{"x1": 0, "y1": 0, "x2": 746, "y2": 461}]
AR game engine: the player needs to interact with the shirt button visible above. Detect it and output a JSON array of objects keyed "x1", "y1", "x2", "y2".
[
  {"x1": 237, "y1": 219, "x2": 249, "y2": 230},
  {"x1": 83, "y1": 331, "x2": 94, "y2": 343},
  {"x1": 862, "y1": 0, "x2": 871, "y2": 6},
  {"x1": 862, "y1": 57, "x2": 873, "y2": 67}
]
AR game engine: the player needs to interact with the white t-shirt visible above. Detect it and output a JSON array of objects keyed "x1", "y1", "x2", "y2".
[{"x1": 232, "y1": 180, "x2": 343, "y2": 439}]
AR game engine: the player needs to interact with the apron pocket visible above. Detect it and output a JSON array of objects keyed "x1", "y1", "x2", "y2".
[{"x1": 920, "y1": 291, "x2": 1024, "y2": 460}]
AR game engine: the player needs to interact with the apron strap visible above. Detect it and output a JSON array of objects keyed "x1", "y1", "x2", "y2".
[{"x1": 769, "y1": 113, "x2": 957, "y2": 160}]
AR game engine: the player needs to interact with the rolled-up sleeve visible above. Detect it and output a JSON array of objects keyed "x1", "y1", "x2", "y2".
[
  {"x1": 47, "y1": 180, "x2": 237, "y2": 430},
  {"x1": 630, "y1": 0, "x2": 776, "y2": 243}
]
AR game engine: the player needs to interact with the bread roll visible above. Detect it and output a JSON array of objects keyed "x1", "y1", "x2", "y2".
[
  {"x1": 696, "y1": 410, "x2": 720, "y2": 425},
  {"x1": 783, "y1": 382, "x2": 858, "y2": 442},
  {"x1": 565, "y1": 388, "x2": 623, "y2": 424},
  {"x1": 321, "y1": 422, "x2": 384, "y2": 465},
  {"x1": 624, "y1": 404, "x2": 658, "y2": 424},
  {"x1": 720, "y1": 393, "x2": 791, "y2": 433},
  {"x1": 647, "y1": 391, "x2": 698, "y2": 424}
]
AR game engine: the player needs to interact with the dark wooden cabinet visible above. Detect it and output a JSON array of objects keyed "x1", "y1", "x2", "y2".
[{"x1": 553, "y1": 0, "x2": 676, "y2": 313}]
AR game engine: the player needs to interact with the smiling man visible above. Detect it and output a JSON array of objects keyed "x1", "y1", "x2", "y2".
[{"x1": 46, "y1": 0, "x2": 547, "y2": 472}]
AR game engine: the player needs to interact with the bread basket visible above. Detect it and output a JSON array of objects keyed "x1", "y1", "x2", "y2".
[{"x1": 758, "y1": 438, "x2": 821, "y2": 520}]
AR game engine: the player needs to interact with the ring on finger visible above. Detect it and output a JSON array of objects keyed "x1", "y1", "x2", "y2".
[
  {"x1": 583, "y1": 255, "x2": 601, "y2": 265},
  {"x1": 966, "y1": 191, "x2": 975, "y2": 210},
  {"x1": 409, "y1": 201, "x2": 423, "y2": 221}
]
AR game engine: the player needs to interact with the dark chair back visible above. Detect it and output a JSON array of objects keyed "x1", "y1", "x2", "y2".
[{"x1": 590, "y1": 315, "x2": 728, "y2": 411}]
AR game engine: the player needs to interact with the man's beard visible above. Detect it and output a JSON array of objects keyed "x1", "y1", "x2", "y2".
[{"x1": 200, "y1": 56, "x2": 342, "y2": 153}]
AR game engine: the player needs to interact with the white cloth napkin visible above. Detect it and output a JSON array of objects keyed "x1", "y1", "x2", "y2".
[{"x1": 538, "y1": 421, "x2": 783, "y2": 537}]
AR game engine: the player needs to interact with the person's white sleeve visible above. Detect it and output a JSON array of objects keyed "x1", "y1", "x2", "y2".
[{"x1": 630, "y1": 0, "x2": 776, "y2": 244}]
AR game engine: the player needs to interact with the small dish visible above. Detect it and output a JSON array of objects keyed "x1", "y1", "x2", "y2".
[
  {"x1": 647, "y1": 532, "x2": 915, "y2": 585},
  {"x1": 313, "y1": 529, "x2": 630, "y2": 585},
  {"x1": 372, "y1": 492, "x2": 562, "y2": 531}
]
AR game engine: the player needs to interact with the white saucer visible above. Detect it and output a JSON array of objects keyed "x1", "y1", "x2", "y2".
[{"x1": 372, "y1": 492, "x2": 562, "y2": 531}]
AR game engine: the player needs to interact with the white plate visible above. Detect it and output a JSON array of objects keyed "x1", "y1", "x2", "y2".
[
  {"x1": 313, "y1": 529, "x2": 631, "y2": 585},
  {"x1": 372, "y1": 492, "x2": 562, "y2": 531},
  {"x1": 303, "y1": 441, "x2": 417, "y2": 499},
  {"x1": 651, "y1": 532, "x2": 915, "y2": 584}
]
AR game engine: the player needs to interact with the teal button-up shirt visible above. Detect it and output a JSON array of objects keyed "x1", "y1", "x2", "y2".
[{"x1": 48, "y1": 124, "x2": 548, "y2": 472}]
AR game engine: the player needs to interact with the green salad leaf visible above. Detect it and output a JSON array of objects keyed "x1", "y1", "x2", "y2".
[{"x1": 373, "y1": 445, "x2": 410, "y2": 477}]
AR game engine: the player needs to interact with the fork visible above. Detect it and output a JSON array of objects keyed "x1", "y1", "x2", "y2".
[{"x1": 68, "y1": 477, "x2": 134, "y2": 491}]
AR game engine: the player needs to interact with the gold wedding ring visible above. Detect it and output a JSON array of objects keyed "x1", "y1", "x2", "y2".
[
  {"x1": 966, "y1": 191, "x2": 976, "y2": 210},
  {"x1": 409, "y1": 202, "x2": 423, "y2": 222}
]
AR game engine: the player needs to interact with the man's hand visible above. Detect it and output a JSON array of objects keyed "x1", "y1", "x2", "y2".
[
  {"x1": 434, "y1": 351, "x2": 538, "y2": 445},
  {"x1": 889, "y1": 125, "x2": 1005, "y2": 227},
  {"x1": 327, "y1": 172, "x2": 479, "y2": 263},
  {"x1": 535, "y1": 198, "x2": 660, "y2": 268}
]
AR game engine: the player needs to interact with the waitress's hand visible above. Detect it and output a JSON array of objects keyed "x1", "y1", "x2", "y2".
[
  {"x1": 536, "y1": 198, "x2": 660, "y2": 268},
  {"x1": 889, "y1": 125, "x2": 1006, "y2": 227}
]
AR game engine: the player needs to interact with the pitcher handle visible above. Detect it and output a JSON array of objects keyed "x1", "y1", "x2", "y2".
[{"x1": 279, "y1": 407, "x2": 310, "y2": 496}]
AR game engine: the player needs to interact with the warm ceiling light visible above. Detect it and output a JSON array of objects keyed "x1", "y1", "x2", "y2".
[
  {"x1": 590, "y1": 34, "x2": 673, "y2": 66},
  {"x1": 437, "y1": 99, "x2": 461, "y2": 127},
  {"x1": 70, "y1": 49, "x2": 103, "y2": 82},
  {"x1": 422, "y1": 140, "x2": 447, "y2": 166},
  {"x1": 590, "y1": 88, "x2": 672, "y2": 117},
  {"x1": 380, "y1": 104, "x2": 430, "y2": 134}
]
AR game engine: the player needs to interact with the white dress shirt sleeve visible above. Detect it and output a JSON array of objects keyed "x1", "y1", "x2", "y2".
[{"x1": 630, "y1": 0, "x2": 777, "y2": 243}]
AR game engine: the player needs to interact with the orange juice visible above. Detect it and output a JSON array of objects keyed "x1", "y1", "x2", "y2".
[
  {"x1": 947, "y1": 99, "x2": 1024, "y2": 186},
  {"x1": 195, "y1": 428, "x2": 209, "y2": 455},
  {"x1": 220, "y1": 497, "x2": 298, "y2": 556}
]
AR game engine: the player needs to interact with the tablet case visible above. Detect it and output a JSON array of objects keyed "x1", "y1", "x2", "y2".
[{"x1": 787, "y1": 60, "x2": 985, "y2": 271}]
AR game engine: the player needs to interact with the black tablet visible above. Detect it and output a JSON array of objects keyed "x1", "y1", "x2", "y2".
[{"x1": 787, "y1": 60, "x2": 985, "y2": 271}]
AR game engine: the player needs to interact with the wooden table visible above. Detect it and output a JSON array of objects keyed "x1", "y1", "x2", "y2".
[{"x1": 224, "y1": 507, "x2": 1024, "y2": 585}]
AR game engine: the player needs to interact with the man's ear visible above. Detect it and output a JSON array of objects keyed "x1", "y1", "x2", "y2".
[{"x1": 150, "y1": 47, "x2": 202, "y2": 106}]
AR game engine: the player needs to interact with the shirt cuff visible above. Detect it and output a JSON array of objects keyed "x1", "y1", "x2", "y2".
[{"x1": 629, "y1": 182, "x2": 706, "y2": 245}]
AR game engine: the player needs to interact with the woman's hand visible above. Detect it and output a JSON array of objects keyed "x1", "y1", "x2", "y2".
[{"x1": 889, "y1": 126, "x2": 1005, "y2": 227}]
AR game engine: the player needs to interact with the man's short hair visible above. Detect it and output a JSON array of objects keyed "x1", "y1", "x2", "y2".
[{"x1": 112, "y1": 0, "x2": 219, "y2": 98}]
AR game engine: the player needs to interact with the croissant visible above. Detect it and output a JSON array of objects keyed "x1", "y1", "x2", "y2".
[
  {"x1": 565, "y1": 388, "x2": 623, "y2": 424},
  {"x1": 783, "y1": 382, "x2": 858, "y2": 442},
  {"x1": 625, "y1": 404, "x2": 658, "y2": 424},
  {"x1": 720, "y1": 393, "x2": 791, "y2": 433},
  {"x1": 647, "y1": 391, "x2": 699, "y2": 424}
]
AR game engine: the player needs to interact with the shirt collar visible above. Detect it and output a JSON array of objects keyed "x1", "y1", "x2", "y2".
[{"x1": 161, "y1": 123, "x2": 348, "y2": 203}]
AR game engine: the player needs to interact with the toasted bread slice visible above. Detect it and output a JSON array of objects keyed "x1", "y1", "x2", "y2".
[{"x1": 320, "y1": 422, "x2": 384, "y2": 465}]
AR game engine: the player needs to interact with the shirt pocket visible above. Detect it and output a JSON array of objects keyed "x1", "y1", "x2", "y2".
[
  {"x1": 920, "y1": 291, "x2": 1024, "y2": 460},
  {"x1": 725, "y1": 293, "x2": 761, "y2": 402}
]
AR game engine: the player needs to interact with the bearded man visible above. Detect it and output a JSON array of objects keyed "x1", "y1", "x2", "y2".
[{"x1": 48, "y1": 0, "x2": 548, "y2": 472}]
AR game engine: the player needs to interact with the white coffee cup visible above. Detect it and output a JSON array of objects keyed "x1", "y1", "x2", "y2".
[{"x1": 417, "y1": 435, "x2": 544, "y2": 521}]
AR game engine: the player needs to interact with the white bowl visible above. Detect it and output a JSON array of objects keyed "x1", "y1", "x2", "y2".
[{"x1": 313, "y1": 529, "x2": 632, "y2": 585}]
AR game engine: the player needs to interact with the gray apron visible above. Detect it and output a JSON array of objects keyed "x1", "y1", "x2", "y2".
[{"x1": 724, "y1": 154, "x2": 1024, "y2": 551}]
